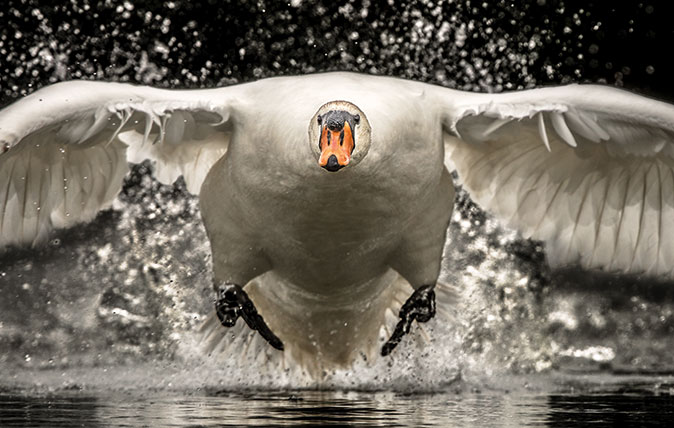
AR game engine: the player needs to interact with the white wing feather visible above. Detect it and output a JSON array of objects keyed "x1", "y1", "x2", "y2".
[
  {"x1": 0, "y1": 80, "x2": 240, "y2": 248},
  {"x1": 439, "y1": 84, "x2": 674, "y2": 277}
]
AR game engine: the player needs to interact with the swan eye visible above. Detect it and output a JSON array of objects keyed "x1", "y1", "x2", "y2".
[
  {"x1": 317, "y1": 115, "x2": 322, "y2": 125},
  {"x1": 354, "y1": 114, "x2": 360, "y2": 124}
]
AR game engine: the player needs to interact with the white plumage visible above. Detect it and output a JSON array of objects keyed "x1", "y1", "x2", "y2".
[
  {"x1": 2, "y1": 72, "x2": 674, "y2": 367},
  {"x1": 0, "y1": 81, "x2": 234, "y2": 247},
  {"x1": 446, "y1": 84, "x2": 674, "y2": 277}
]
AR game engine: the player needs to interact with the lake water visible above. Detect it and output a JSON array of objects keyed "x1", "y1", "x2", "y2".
[{"x1": 1, "y1": 374, "x2": 673, "y2": 427}]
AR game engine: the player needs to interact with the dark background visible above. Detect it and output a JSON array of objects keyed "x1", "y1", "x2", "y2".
[{"x1": 1, "y1": 0, "x2": 674, "y2": 102}]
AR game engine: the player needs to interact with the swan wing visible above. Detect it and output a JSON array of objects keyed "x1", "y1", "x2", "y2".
[
  {"x1": 0, "y1": 80, "x2": 241, "y2": 248},
  {"x1": 437, "y1": 84, "x2": 674, "y2": 277}
]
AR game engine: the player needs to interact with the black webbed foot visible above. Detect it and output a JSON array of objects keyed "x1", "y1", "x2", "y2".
[
  {"x1": 381, "y1": 284, "x2": 436, "y2": 356},
  {"x1": 215, "y1": 283, "x2": 284, "y2": 351}
]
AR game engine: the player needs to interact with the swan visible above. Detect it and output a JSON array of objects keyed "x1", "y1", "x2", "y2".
[{"x1": 2, "y1": 72, "x2": 674, "y2": 371}]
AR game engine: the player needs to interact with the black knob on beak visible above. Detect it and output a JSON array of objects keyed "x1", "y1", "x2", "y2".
[
  {"x1": 323, "y1": 154, "x2": 344, "y2": 172},
  {"x1": 327, "y1": 118, "x2": 342, "y2": 131}
]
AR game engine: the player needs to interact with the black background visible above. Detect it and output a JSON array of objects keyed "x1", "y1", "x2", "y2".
[{"x1": 1, "y1": 0, "x2": 674, "y2": 102}]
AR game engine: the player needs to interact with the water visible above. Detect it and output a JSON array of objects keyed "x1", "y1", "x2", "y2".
[
  {"x1": 1, "y1": 376, "x2": 673, "y2": 427},
  {"x1": 0, "y1": 391, "x2": 579, "y2": 427},
  {"x1": 2, "y1": 0, "x2": 674, "y2": 425}
]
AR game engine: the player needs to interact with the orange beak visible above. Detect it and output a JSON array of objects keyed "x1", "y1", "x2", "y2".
[{"x1": 319, "y1": 121, "x2": 355, "y2": 172}]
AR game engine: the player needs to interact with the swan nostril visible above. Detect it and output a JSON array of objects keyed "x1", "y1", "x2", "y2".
[{"x1": 323, "y1": 154, "x2": 344, "y2": 172}]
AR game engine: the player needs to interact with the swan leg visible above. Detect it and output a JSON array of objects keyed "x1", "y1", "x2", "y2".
[
  {"x1": 381, "y1": 284, "x2": 436, "y2": 356},
  {"x1": 200, "y1": 164, "x2": 281, "y2": 350},
  {"x1": 207, "y1": 243, "x2": 277, "y2": 349},
  {"x1": 215, "y1": 282, "x2": 284, "y2": 351},
  {"x1": 383, "y1": 168, "x2": 454, "y2": 355},
  {"x1": 205, "y1": 225, "x2": 279, "y2": 349}
]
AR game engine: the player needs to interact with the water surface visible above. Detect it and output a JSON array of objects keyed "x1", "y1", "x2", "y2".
[{"x1": 1, "y1": 375, "x2": 672, "y2": 427}]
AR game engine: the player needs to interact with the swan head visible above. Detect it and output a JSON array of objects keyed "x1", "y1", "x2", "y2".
[{"x1": 308, "y1": 101, "x2": 371, "y2": 172}]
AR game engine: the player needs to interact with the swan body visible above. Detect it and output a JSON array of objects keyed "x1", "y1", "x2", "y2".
[
  {"x1": 2, "y1": 72, "x2": 674, "y2": 371},
  {"x1": 198, "y1": 75, "x2": 453, "y2": 366}
]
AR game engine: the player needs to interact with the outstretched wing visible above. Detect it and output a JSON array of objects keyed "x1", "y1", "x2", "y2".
[
  {"x1": 0, "y1": 80, "x2": 243, "y2": 248},
  {"x1": 435, "y1": 84, "x2": 674, "y2": 277}
]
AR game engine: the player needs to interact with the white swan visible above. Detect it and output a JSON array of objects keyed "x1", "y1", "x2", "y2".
[{"x1": 2, "y1": 72, "x2": 674, "y2": 371}]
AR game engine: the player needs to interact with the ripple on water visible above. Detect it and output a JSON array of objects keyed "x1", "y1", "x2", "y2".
[{"x1": 1, "y1": 378, "x2": 673, "y2": 428}]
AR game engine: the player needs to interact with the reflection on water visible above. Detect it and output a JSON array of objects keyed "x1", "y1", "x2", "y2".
[
  {"x1": 545, "y1": 394, "x2": 674, "y2": 427},
  {"x1": 1, "y1": 380, "x2": 672, "y2": 427}
]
